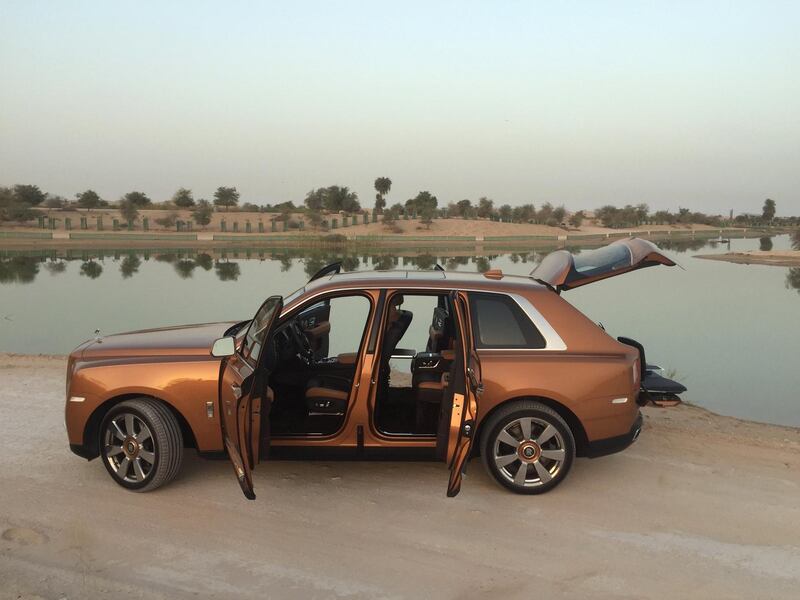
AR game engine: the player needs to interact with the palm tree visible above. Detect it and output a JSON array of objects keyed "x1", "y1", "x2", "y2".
[{"x1": 374, "y1": 177, "x2": 391, "y2": 213}]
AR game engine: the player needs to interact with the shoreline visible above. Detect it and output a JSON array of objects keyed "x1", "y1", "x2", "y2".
[
  {"x1": 0, "y1": 226, "x2": 764, "y2": 251},
  {"x1": 695, "y1": 250, "x2": 800, "y2": 267}
]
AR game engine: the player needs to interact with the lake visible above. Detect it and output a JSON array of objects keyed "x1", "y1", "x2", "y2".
[{"x1": 1, "y1": 235, "x2": 798, "y2": 426}]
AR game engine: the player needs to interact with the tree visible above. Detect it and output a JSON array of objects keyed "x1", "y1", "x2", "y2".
[
  {"x1": 119, "y1": 199, "x2": 139, "y2": 223},
  {"x1": 192, "y1": 199, "x2": 213, "y2": 228},
  {"x1": 762, "y1": 199, "x2": 776, "y2": 223},
  {"x1": 407, "y1": 191, "x2": 438, "y2": 216},
  {"x1": 304, "y1": 188, "x2": 325, "y2": 211},
  {"x1": 306, "y1": 210, "x2": 325, "y2": 230},
  {"x1": 374, "y1": 177, "x2": 391, "y2": 212},
  {"x1": 172, "y1": 188, "x2": 195, "y2": 208},
  {"x1": 13, "y1": 184, "x2": 47, "y2": 206},
  {"x1": 477, "y1": 197, "x2": 494, "y2": 219},
  {"x1": 635, "y1": 203, "x2": 650, "y2": 225},
  {"x1": 512, "y1": 203, "x2": 535, "y2": 223},
  {"x1": 214, "y1": 186, "x2": 240, "y2": 211},
  {"x1": 551, "y1": 205, "x2": 566, "y2": 226},
  {"x1": 382, "y1": 204, "x2": 402, "y2": 232},
  {"x1": 325, "y1": 186, "x2": 360, "y2": 212},
  {"x1": 123, "y1": 191, "x2": 152, "y2": 207},
  {"x1": 569, "y1": 210, "x2": 585, "y2": 229},
  {"x1": 537, "y1": 202, "x2": 554, "y2": 224},
  {"x1": 456, "y1": 199, "x2": 473, "y2": 218},
  {"x1": 498, "y1": 204, "x2": 512, "y2": 222},
  {"x1": 76, "y1": 189, "x2": 102, "y2": 210},
  {"x1": 419, "y1": 205, "x2": 435, "y2": 229},
  {"x1": 44, "y1": 195, "x2": 66, "y2": 209}
]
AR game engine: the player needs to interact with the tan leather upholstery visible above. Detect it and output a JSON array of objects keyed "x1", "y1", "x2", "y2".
[
  {"x1": 305, "y1": 387, "x2": 348, "y2": 401},
  {"x1": 418, "y1": 379, "x2": 443, "y2": 391},
  {"x1": 441, "y1": 349, "x2": 455, "y2": 360},
  {"x1": 337, "y1": 352, "x2": 357, "y2": 365}
]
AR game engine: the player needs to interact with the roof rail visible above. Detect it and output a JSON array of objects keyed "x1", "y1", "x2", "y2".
[{"x1": 308, "y1": 262, "x2": 342, "y2": 283}]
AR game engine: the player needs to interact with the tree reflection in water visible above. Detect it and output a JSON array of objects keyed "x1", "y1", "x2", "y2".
[
  {"x1": 120, "y1": 255, "x2": 141, "y2": 279},
  {"x1": 45, "y1": 260, "x2": 67, "y2": 275},
  {"x1": 80, "y1": 261, "x2": 103, "y2": 279},
  {"x1": 786, "y1": 268, "x2": 800, "y2": 294},
  {"x1": 0, "y1": 256, "x2": 40, "y2": 283},
  {"x1": 0, "y1": 235, "x2": 797, "y2": 291},
  {"x1": 215, "y1": 261, "x2": 240, "y2": 281}
]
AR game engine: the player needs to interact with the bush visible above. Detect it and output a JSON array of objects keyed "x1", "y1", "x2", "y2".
[{"x1": 155, "y1": 212, "x2": 179, "y2": 228}]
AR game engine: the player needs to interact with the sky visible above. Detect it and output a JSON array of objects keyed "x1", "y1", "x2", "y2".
[{"x1": 1, "y1": 1, "x2": 798, "y2": 215}]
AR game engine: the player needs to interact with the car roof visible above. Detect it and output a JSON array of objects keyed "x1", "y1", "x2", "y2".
[{"x1": 288, "y1": 270, "x2": 547, "y2": 307}]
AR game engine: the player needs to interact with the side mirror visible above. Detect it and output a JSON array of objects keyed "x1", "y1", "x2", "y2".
[{"x1": 211, "y1": 336, "x2": 236, "y2": 357}]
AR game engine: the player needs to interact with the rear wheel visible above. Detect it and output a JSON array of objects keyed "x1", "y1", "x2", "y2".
[
  {"x1": 480, "y1": 400, "x2": 575, "y2": 494},
  {"x1": 99, "y1": 398, "x2": 183, "y2": 492}
]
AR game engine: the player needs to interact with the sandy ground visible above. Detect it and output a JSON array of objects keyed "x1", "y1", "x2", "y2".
[
  {"x1": 2, "y1": 354, "x2": 799, "y2": 600},
  {"x1": 695, "y1": 250, "x2": 800, "y2": 267}
]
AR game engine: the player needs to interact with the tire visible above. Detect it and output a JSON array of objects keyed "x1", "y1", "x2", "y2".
[
  {"x1": 98, "y1": 398, "x2": 184, "y2": 492},
  {"x1": 480, "y1": 400, "x2": 575, "y2": 495}
]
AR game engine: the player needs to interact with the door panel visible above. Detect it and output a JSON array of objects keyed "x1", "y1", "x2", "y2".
[
  {"x1": 446, "y1": 292, "x2": 481, "y2": 497},
  {"x1": 219, "y1": 295, "x2": 282, "y2": 500},
  {"x1": 435, "y1": 292, "x2": 481, "y2": 497}
]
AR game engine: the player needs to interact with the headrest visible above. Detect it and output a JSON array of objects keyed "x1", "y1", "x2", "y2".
[{"x1": 387, "y1": 294, "x2": 404, "y2": 323}]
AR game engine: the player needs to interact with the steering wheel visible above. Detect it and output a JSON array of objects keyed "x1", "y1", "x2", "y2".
[{"x1": 289, "y1": 320, "x2": 314, "y2": 364}]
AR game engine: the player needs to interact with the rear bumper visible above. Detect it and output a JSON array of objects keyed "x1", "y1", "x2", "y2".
[{"x1": 585, "y1": 411, "x2": 643, "y2": 458}]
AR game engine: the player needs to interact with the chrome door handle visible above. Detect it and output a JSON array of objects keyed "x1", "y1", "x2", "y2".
[{"x1": 231, "y1": 384, "x2": 242, "y2": 400}]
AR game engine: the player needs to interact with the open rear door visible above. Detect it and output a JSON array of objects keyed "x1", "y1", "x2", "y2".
[
  {"x1": 438, "y1": 291, "x2": 481, "y2": 498},
  {"x1": 531, "y1": 238, "x2": 676, "y2": 292},
  {"x1": 219, "y1": 295, "x2": 282, "y2": 500}
]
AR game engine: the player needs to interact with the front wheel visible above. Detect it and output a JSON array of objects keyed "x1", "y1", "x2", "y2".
[
  {"x1": 480, "y1": 400, "x2": 575, "y2": 494},
  {"x1": 99, "y1": 398, "x2": 184, "y2": 492}
]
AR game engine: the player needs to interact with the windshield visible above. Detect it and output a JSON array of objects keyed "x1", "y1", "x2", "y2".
[{"x1": 242, "y1": 296, "x2": 282, "y2": 363}]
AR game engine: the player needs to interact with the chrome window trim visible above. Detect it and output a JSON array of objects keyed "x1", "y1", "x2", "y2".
[
  {"x1": 281, "y1": 285, "x2": 567, "y2": 352},
  {"x1": 505, "y1": 292, "x2": 567, "y2": 351}
]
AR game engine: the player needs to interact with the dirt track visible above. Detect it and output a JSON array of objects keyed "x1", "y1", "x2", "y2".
[{"x1": 2, "y1": 354, "x2": 799, "y2": 599}]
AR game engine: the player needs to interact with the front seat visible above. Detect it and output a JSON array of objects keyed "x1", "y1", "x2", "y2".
[
  {"x1": 306, "y1": 296, "x2": 412, "y2": 415},
  {"x1": 378, "y1": 295, "x2": 413, "y2": 390}
]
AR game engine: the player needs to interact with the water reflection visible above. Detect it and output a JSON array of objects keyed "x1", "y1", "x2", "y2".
[
  {"x1": 0, "y1": 256, "x2": 39, "y2": 283},
  {"x1": 120, "y1": 255, "x2": 141, "y2": 278},
  {"x1": 80, "y1": 261, "x2": 102, "y2": 279},
  {"x1": 787, "y1": 268, "x2": 800, "y2": 294},
  {"x1": 0, "y1": 236, "x2": 794, "y2": 292}
]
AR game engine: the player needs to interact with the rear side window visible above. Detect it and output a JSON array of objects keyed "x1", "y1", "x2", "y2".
[{"x1": 468, "y1": 292, "x2": 546, "y2": 349}]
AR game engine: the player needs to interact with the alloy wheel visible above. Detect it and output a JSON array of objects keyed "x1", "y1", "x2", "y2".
[
  {"x1": 492, "y1": 416, "x2": 567, "y2": 488},
  {"x1": 103, "y1": 412, "x2": 157, "y2": 483}
]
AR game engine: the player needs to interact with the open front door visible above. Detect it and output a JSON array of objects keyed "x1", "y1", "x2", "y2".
[
  {"x1": 219, "y1": 295, "x2": 282, "y2": 500},
  {"x1": 438, "y1": 291, "x2": 481, "y2": 498}
]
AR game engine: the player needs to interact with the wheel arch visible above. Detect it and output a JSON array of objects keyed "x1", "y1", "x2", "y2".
[
  {"x1": 476, "y1": 395, "x2": 589, "y2": 457},
  {"x1": 82, "y1": 394, "x2": 198, "y2": 459}
]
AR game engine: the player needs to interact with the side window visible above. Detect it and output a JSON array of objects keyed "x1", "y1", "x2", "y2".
[
  {"x1": 468, "y1": 292, "x2": 546, "y2": 349},
  {"x1": 325, "y1": 295, "x2": 371, "y2": 357}
]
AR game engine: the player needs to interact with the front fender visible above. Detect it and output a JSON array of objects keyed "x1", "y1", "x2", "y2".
[{"x1": 66, "y1": 358, "x2": 224, "y2": 453}]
